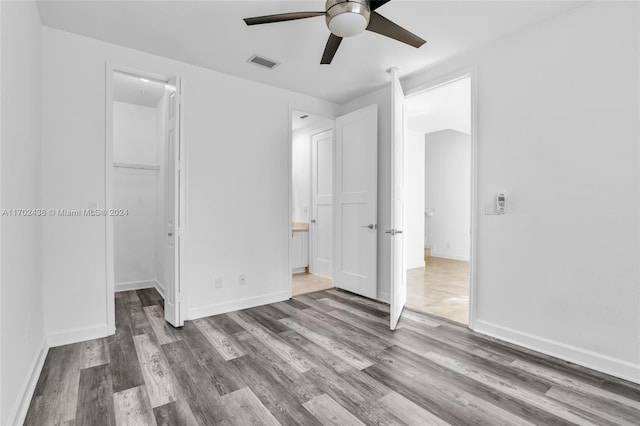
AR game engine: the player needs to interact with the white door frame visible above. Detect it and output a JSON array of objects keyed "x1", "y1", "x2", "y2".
[
  {"x1": 403, "y1": 66, "x2": 478, "y2": 330},
  {"x1": 287, "y1": 104, "x2": 337, "y2": 298},
  {"x1": 105, "y1": 63, "x2": 188, "y2": 333}
]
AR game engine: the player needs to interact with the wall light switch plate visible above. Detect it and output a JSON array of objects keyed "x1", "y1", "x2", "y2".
[
  {"x1": 215, "y1": 277, "x2": 222, "y2": 289},
  {"x1": 239, "y1": 275, "x2": 247, "y2": 285}
]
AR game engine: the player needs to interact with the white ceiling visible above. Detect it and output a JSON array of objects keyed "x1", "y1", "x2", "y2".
[
  {"x1": 407, "y1": 76, "x2": 470, "y2": 135},
  {"x1": 113, "y1": 71, "x2": 166, "y2": 107},
  {"x1": 292, "y1": 110, "x2": 333, "y2": 132},
  {"x1": 37, "y1": 1, "x2": 585, "y2": 104}
]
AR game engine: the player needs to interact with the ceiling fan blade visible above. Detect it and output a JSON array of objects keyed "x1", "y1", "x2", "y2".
[
  {"x1": 321, "y1": 34, "x2": 343, "y2": 64},
  {"x1": 366, "y1": 11, "x2": 426, "y2": 48},
  {"x1": 368, "y1": 0, "x2": 391, "y2": 11},
  {"x1": 244, "y1": 12, "x2": 325, "y2": 26}
]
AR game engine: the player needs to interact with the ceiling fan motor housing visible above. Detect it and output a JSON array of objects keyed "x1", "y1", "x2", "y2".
[{"x1": 325, "y1": 0, "x2": 371, "y2": 37}]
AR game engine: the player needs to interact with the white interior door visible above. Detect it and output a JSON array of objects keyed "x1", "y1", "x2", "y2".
[
  {"x1": 311, "y1": 129, "x2": 334, "y2": 278},
  {"x1": 334, "y1": 105, "x2": 378, "y2": 299},
  {"x1": 389, "y1": 68, "x2": 407, "y2": 330},
  {"x1": 165, "y1": 78, "x2": 183, "y2": 327}
]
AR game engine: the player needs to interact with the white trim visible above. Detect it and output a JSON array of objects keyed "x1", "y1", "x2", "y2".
[
  {"x1": 177, "y1": 76, "x2": 188, "y2": 326},
  {"x1": 475, "y1": 320, "x2": 640, "y2": 384},
  {"x1": 155, "y1": 279, "x2": 165, "y2": 299},
  {"x1": 105, "y1": 63, "x2": 187, "y2": 332},
  {"x1": 402, "y1": 65, "x2": 479, "y2": 330},
  {"x1": 188, "y1": 291, "x2": 290, "y2": 320},
  {"x1": 431, "y1": 252, "x2": 470, "y2": 262},
  {"x1": 114, "y1": 279, "x2": 157, "y2": 292},
  {"x1": 113, "y1": 162, "x2": 160, "y2": 171},
  {"x1": 105, "y1": 62, "x2": 115, "y2": 338},
  {"x1": 406, "y1": 261, "x2": 426, "y2": 270},
  {"x1": 311, "y1": 272, "x2": 332, "y2": 280},
  {"x1": 468, "y1": 65, "x2": 479, "y2": 331},
  {"x1": 287, "y1": 106, "x2": 293, "y2": 299},
  {"x1": 377, "y1": 290, "x2": 390, "y2": 304},
  {"x1": 7, "y1": 339, "x2": 48, "y2": 426},
  {"x1": 47, "y1": 325, "x2": 110, "y2": 348}
]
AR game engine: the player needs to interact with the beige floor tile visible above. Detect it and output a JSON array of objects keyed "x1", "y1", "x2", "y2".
[
  {"x1": 407, "y1": 256, "x2": 469, "y2": 324},
  {"x1": 293, "y1": 273, "x2": 333, "y2": 296}
]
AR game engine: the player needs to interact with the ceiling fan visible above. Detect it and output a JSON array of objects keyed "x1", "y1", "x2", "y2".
[{"x1": 243, "y1": 0, "x2": 426, "y2": 64}]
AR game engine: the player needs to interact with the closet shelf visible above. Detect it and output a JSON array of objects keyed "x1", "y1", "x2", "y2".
[{"x1": 113, "y1": 162, "x2": 160, "y2": 171}]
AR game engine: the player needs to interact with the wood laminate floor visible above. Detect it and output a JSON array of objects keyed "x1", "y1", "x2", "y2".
[
  {"x1": 25, "y1": 288, "x2": 640, "y2": 425},
  {"x1": 292, "y1": 273, "x2": 333, "y2": 296},
  {"x1": 407, "y1": 256, "x2": 470, "y2": 324}
]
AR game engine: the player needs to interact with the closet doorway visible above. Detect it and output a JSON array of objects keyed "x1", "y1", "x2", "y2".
[{"x1": 105, "y1": 66, "x2": 185, "y2": 331}]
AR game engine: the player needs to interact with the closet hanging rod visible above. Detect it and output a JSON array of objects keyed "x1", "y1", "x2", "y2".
[{"x1": 113, "y1": 162, "x2": 160, "y2": 171}]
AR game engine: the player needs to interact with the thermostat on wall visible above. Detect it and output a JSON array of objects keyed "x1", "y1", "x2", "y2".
[{"x1": 496, "y1": 192, "x2": 506, "y2": 214}]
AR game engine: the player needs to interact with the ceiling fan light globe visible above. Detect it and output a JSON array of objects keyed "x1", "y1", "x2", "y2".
[{"x1": 328, "y1": 12, "x2": 368, "y2": 37}]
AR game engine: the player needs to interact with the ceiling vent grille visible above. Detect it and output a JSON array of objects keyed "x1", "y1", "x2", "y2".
[{"x1": 247, "y1": 54, "x2": 280, "y2": 70}]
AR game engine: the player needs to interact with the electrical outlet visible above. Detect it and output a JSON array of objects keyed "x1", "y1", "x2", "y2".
[
  {"x1": 239, "y1": 274, "x2": 247, "y2": 285},
  {"x1": 215, "y1": 277, "x2": 222, "y2": 289},
  {"x1": 446, "y1": 242, "x2": 452, "y2": 249}
]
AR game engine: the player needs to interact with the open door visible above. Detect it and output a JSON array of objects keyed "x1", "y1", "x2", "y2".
[
  {"x1": 165, "y1": 77, "x2": 183, "y2": 327},
  {"x1": 334, "y1": 105, "x2": 378, "y2": 299},
  {"x1": 311, "y1": 129, "x2": 334, "y2": 278},
  {"x1": 389, "y1": 68, "x2": 407, "y2": 330}
]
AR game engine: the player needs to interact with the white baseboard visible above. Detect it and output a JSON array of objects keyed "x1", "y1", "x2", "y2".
[
  {"x1": 47, "y1": 324, "x2": 111, "y2": 348},
  {"x1": 188, "y1": 291, "x2": 290, "y2": 320},
  {"x1": 474, "y1": 320, "x2": 640, "y2": 384},
  {"x1": 8, "y1": 339, "x2": 48, "y2": 426},
  {"x1": 432, "y1": 252, "x2": 470, "y2": 262},
  {"x1": 115, "y1": 279, "x2": 157, "y2": 292},
  {"x1": 406, "y1": 261, "x2": 426, "y2": 270},
  {"x1": 309, "y1": 271, "x2": 332, "y2": 280},
  {"x1": 116, "y1": 279, "x2": 165, "y2": 300},
  {"x1": 155, "y1": 280, "x2": 165, "y2": 299},
  {"x1": 377, "y1": 290, "x2": 390, "y2": 304}
]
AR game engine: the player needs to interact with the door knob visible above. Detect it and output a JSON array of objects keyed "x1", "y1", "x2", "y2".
[
  {"x1": 385, "y1": 229, "x2": 403, "y2": 235},
  {"x1": 362, "y1": 224, "x2": 376, "y2": 230},
  {"x1": 310, "y1": 219, "x2": 316, "y2": 223},
  {"x1": 168, "y1": 232, "x2": 173, "y2": 236}
]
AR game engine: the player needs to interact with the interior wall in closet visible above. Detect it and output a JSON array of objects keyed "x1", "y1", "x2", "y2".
[{"x1": 112, "y1": 72, "x2": 168, "y2": 295}]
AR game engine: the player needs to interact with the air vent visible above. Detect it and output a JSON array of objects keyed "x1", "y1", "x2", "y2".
[{"x1": 247, "y1": 54, "x2": 280, "y2": 70}]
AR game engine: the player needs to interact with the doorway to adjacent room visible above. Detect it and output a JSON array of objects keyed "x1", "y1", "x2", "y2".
[{"x1": 404, "y1": 75, "x2": 473, "y2": 325}]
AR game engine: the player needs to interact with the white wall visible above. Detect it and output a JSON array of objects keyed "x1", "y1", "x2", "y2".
[
  {"x1": 113, "y1": 102, "x2": 158, "y2": 165},
  {"x1": 399, "y1": 2, "x2": 639, "y2": 382},
  {"x1": 113, "y1": 101, "x2": 160, "y2": 288},
  {"x1": 292, "y1": 127, "x2": 312, "y2": 224},
  {"x1": 292, "y1": 120, "x2": 334, "y2": 224},
  {"x1": 424, "y1": 129, "x2": 470, "y2": 261},
  {"x1": 0, "y1": 1, "x2": 45, "y2": 424},
  {"x1": 113, "y1": 168, "x2": 158, "y2": 285},
  {"x1": 405, "y1": 130, "x2": 425, "y2": 269},
  {"x1": 41, "y1": 27, "x2": 340, "y2": 341}
]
